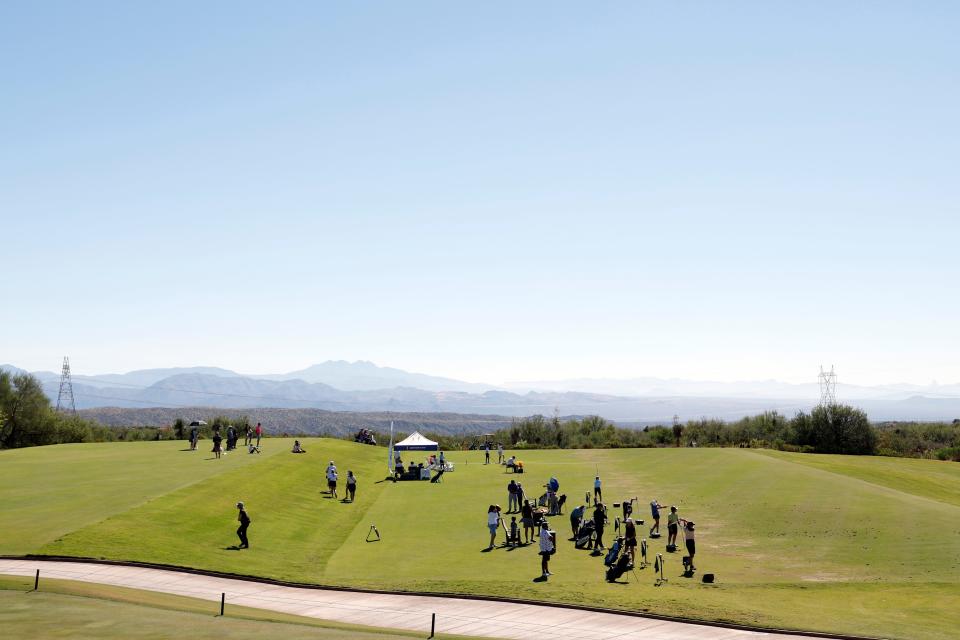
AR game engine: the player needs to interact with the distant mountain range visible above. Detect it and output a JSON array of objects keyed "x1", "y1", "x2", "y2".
[
  {"x1": 80, "y1": 406, "x2": 514, "y2": 436},
  {"x1": 3, "y1": 361, "x2": 959, "y2": 422}
]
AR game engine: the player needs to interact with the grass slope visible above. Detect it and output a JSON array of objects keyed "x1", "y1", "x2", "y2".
[
  {"x1": 0, "y1": 575, "x2": 469, "y2": 639},
  {"x1": 0, "y1": 440, "x2": 283, "y2": 555},
  {"x1": 4, "y1": 441, "x2": 959, "y2": 639}
]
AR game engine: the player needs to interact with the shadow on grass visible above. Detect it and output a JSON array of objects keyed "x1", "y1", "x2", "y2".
[{"x1": 532, "y1": 575, "x2": 548, "y2": 583}]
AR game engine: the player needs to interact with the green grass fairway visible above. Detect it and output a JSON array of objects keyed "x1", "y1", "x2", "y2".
[
  {"x1": 0, "y1": 574, "x2": 470, "y2": 639},
  {"x1": 3, "y1": 440, "x2": 960, "y2": 639}
]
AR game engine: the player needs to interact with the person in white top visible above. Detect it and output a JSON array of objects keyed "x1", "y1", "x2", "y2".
[
  {"x1": 326, "y1": 462, "x2": 339, "y2": 499},
  {"x1": 538, "y1": 523, "x2": 555, "y2": 577},
  {"x1": 593, "y1": 476, "x2": 602, "y2": 504},
  {"x1": 486, "y1": 505, "x2": 502, "y2": 550}
]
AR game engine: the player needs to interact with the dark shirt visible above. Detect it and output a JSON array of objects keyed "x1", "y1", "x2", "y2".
[
  {"x1": 521, "y1": 503, "x2": 533, "y2": 519},
  {"x1": 239, "y1": 509, "x2": 250, "y2": 526},
  {"x1": 508, "y1": 481, "x2": 518, "y2": 494},
  {"x1": 625, "y1": 522, "x2": 636, "y2": 539},
  {"x1": 593, "y1": 507, "x2": 605, "y2": 529}
]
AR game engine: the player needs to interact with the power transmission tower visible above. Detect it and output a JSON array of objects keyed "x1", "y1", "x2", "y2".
[
  {"x1": 56, "y1": 356, "x2": 76, "y2": 414},
  {"x1": 818, "y1": 365, "x2": 837, "y2": 407}
]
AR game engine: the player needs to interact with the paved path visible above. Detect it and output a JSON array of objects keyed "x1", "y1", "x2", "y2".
[{"x1": 0, "y1": 559, "x2": 815, "y2": 640}]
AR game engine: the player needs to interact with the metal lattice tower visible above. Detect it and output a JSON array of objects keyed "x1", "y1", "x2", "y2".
[
  {"x1": 56, "y1": 356, "x2": 76, "y2": 413},
  {"x1": 818, "y1": 365, "x2": 837, "y2": 407}
]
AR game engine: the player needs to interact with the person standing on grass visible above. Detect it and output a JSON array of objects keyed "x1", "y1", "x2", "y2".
[
  {"x1": 593, "y1": 476, "x2": 602, "y2": 504},
  {"x1": 438, "y1": 450, "x2": 445, "y2": 469},
  {"x1": 680, "y1": 519, "x2": 696, "y2": 569},
  {"x1": 486, "y1": 505, "x2": 502, "y2": 550},
  {"x1": 667, "y1": 506, "x2": 680, "y2": 547},
  {"x1": 346, "y1": 470, "x2": 357, "y2": 502},
  {"x1": 255, "y1": 422, "x2": 263, "y2": 447},
  {"x1": 624, "y1": 517, "x2": 638, "y2": 563},
  {"x1": 507, "y1": 479, "x2": 519, "y2": 513},
  {"x1": 484, "y1": 442, "x2": 491, "y2": 465},
  {"x1": 497, "y1": 443, "x2": 504, "y2": 464},
  {"x1": 593, "y1": 502, "x2": 606, "y2": 551},
  {"x1": 520, "y1": 500, "x2": 535, "y2": 544},
  {"x1": 649, "y1": 499, "x2": 664, "y2": 537},
  {"x1": 326, "y1": 461, "x2": 339, "y2": 499},
  {"x1": 539, "y1": 522, "x2": 555, "y2": 578},
  {"x1": 236, "y1": 502, "x2": 250, "y2": 548},
  {"x1": 212, "y1": 428, "x2": 223, "y2": 459}
]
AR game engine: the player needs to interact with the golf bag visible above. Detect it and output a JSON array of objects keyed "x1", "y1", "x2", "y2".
[
  {"x1": 430, "y1": 468, "x2": 445, "y2": 483},
  {"x1": 575, "y1": 520, "x2": 596, "y2": 549},
  {"x1": 556, "y1": 493, "x2": 567, "y2": 514},
  {"x1": 604, "y1": 537, "x2": 623, "y2": 566},
  {"x1": 538, "y1": 493, "x2": 549, "y2": 507},
  {"x1": 605, "y1": 553, "x2": 633, "y2": 582}
]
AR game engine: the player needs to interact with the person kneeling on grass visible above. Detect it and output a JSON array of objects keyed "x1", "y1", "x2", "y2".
[
  {"x1": 291, "y1": 440, "x2": 306, "y2": 453},
  {"x1": 539, "y1": 522, "x2": 555, "y2": 577}
]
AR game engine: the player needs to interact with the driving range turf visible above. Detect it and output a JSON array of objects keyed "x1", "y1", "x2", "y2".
[
  {"x1": 2, "y1": 439, "x2": 959, "y2": 639},
  {"x1": 0, "y1": 574, "x2": 471, "y2": 640}
]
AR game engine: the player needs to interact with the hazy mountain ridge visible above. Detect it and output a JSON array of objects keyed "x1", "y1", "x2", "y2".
[{"x1": 3, "y1": 362, "x2": 959, "y2": 421}]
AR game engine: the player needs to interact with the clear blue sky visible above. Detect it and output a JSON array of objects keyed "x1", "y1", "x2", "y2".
[{"x1": 2, "y1": 1, "x2": 958, "y2": 385}]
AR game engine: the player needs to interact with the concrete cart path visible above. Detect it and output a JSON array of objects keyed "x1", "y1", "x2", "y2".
[{"x1": 0, "y1": 559, "x2": 817, "y2": 640}]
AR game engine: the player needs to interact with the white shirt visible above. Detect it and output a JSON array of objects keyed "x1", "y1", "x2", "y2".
[
  {"x1": 539, "y1": 529, "x2": 554, "y2": 553},
  {"x1": 487, "y1": 511, "x2": 500, "y2": 526}
]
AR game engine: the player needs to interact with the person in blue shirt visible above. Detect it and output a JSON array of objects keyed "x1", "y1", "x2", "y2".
[{"x1": 649, "y1": 499, "x2": 664, "y2": 537}]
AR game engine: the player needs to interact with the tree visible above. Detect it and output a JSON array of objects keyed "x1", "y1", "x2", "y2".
[
  {"x1": 799, "y1": 404, "x2": 876, "y2": 455},
  {"x1": 0, "y1": 373, "x2": 58, "y2": 448},
  {"x1": 672, "y1": 422, "x2": 684, "y2": 447},
  {"x1": 172, "y1": 418, "x2": 185, "y2": 440}
]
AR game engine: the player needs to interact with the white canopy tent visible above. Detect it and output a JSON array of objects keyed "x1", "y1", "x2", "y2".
[{"x1": 393, "y1": 431, "x2": 439, "y2": 451}]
